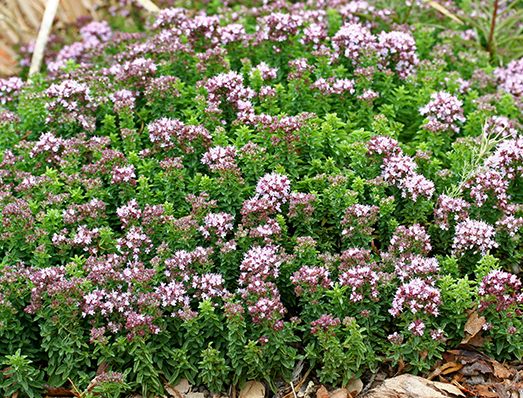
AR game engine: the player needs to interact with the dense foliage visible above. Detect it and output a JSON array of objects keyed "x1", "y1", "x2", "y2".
[{"x1": 1, "y1": 0, "x2": 523, "y2": 396}]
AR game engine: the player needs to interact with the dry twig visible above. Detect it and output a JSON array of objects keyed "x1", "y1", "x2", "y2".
[{"x1": 28, "y1": 0, "x2": 60, "y2": 77}]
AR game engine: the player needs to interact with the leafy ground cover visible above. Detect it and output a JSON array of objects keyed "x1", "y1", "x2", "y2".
[{"x1": 1, "y1": 0, "x2": 523, "y2": 396}]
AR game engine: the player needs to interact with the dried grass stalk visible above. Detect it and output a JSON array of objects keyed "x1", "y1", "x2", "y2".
[
  {"x1": 135, "y1": 0, "x2": 160, "y2": 13},
  {"x1": 0, "y1": 0, "x2": 103, "y2": 77},
  {"x1": 28, "y1": 0, "x2": 60, "y2": 77}
]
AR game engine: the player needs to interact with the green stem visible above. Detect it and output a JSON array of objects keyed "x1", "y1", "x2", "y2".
[{"x1": 402, "y1": 1, "x2": 416, "y2": 24}]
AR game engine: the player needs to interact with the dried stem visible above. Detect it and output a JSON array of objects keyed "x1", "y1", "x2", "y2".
[
  {"x1": 447, "y1": 123, "x2": 506, "y2": 198},
  {"x1": 28, "y1": 0, "x2": 60, "y2": 78},
  {"x1": 487, "y1": 0, "x2": 499, "y2": 56},
  {"x1": 134, "y1": 0, "x2": 160, "y2": 12}
]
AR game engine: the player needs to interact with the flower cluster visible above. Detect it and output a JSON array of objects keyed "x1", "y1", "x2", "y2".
[
  {"x1": 80, "y1": 20, "x2": 113, "y2": 42},
  {"x1": 144, "y1": 75, "x2": 182, "y2": 101},
  {"x1": 389, "y1": 278, "x2": 442, "y2": 318},
  {"x1": 180, "y1": 15, "x2": 221, "y2": 48},
  {"x1": 369, "y1": 137, "x2": 435, "y2": 201},
  {"x1": 0, "y1": 77, "x2": 23, "y2": 104},
  {"x1": 260, "y1": 12, "x2": 304, "y2": 43},
  {"x1": 462, "y1": 169, "x2": 509, "y2": 209},
  {"x1": 287, "y1": 192, "x2": 316, "y2": 221},
  {"x1": 376, "y1": 31, "x2": 418, "y2": 79},
  {"x1": 147, "y1": 117, "x2": 212, "y2": 153},
  {"x1": 340, "y1": 204, "x2": 379, "y2": 239},
  {"x1": 199, "y1": 212, "x2": 235, "y2": 241},
  {"x1": 434, "y1": 194, "x2": 470, "y2": 230},
  {"x1": 388, "y1": 224, "x2": 432, "y2": 257},
  {"x1": 97, "y1": 371, "x2": 125, "y2": 385},
  {"x1": 484, "y1": 115, "x2": 519, "y2": 139},
  {"x1": 250, "y1": 62, "x2": 279, "y2": 80},
  {"x1": 332, "y1": 23, "x2": 375, "y2": 65},
  {"x1": 112, "y1": 58, "x2": 158, "y2": 84},
  {"x1": 109, "y1": 89, "x2": 136, "y2": 114},
  {"x1": 45, "y1": 79, "x2": 97, "y2": 131},
  {"x1": 310, "y1": 77, "x2": 356, "y2": 95},
  {"x1": 478, "y1": 270, "x2": 523, "y2": 313},
  {"x1": 201, "y1": 145, "x2": 242, "y2": 180},
  {"x1": 203, "y1": 71, "x2": 255, "y2": 119},
  {"x1": 485, "y1": 138, "x2": 523, "y2": 180},
  {"x1": 339, "y1": 248, "x2": 376, "y2": 271},
  {"x1": 496, "y1": 214, "x2": 523, "y2": 238},
  {"x1": 291, "y1": 265, "x2": 332, "y2": 296},
  {"x1": 301, "y1": 23, "x2": 328, "y2": 49},
  {"x1": 339, "y1": 266, "x2": 380, "y2": 302},
  {"x1": 495, "y1": 58, "x2": 523, "y2": 98},
  {"x1": 419, "y1": 91, "x2": 466, "y2": 134},
  {"x1": 239, "y1": 245, "x2": 281, "y2": 286},
  {"x1": 192, "y1": 273, "x2": 227, "y2": 300},
  {"x1": 452, "y1": 219, "x2": 499, "y2": 256},
  {"x1": 311, "y1": 314, "x2": 341, "y2": 335},
  {"x1": 255, "y1": 172, "x2": 291, "y2": 211},
  {"x1": 393, "y1": 254, "x2": 440, "y2": 282}
]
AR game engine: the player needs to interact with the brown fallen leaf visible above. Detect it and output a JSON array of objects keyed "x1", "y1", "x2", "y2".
[
  {"x1": 428, "y1": 362, "x2": 464, "y2": 380},
  {"x1": 365, "y1": 374, "x2": 465, "y2": 398},
  {"x1": 473, "y1": 385, "x2": 498, "y2": 398},
  {"x1": 2, "y1": 367, "x2": 12, "y2": 379},
  {"x1": 451, "y1": 350, "x2": 513, "y2": 380},
  {"x1": 435, "y1": 382, "x2": 466, "y2": 397},
  {"x1": 43, "y1": 386, "x2": 77, "y2": 397},
  {"x1": 495, "y1": 383, "x2": 510, "y2": 398},
  {"x1": 461, "y1": 311, "x2": 486, "y2": 345},
  {"x1": 397, "y1": 356, "x2": 405, "y2": 374},
  {"x1": 459, "y1": 361, "x2": 493, "y2": 376},
  {"x1": 173, "y1": 378, "x2": 192, "y2": 394},
  {"x1": 185, "y1": 392, "x2": 205, "y2": 398},
  {"x1": 443, "y1": 352, "x2": 456, "y2": 363},
  {"x1": 490, "y1": 359, "x2": 513, "y2": 380},
  {"x1": 239, "y1": 381, "x2": 265, "y2": 398},
  {"x1": 451, "y1": 373, "x2": 465, "y2": 384},
  {"x1": 449, "y1": 349, "x2": 491, "y2": 364},
  {"x1": 316, "y1": 386, "x2": 329, "y2": 398},
  {"x1": 466, "y1": 333, "x2": 486, "y2": 348},
  {"x1": 329, "y1": 388, "x2": 348, "y2": 398},
  {"x1": 345, "y1": 378, "x2": 363, "y2": 397},
  {"x1": 96, "y1": 360, "x2": 110, "y2": 376},
  {"x1": 450, "y1": 380, "x2": 475, "y2": 396},
  {"x1": 165, "y1": 383, "x2": 184, "y2": 398}
]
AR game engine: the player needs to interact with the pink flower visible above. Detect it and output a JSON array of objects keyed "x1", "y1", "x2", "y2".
[
  {"x1": 311, "y1": 314, "x2": 341, "y2": 335},
  {"x1": 332, "y1": 23, "x2": 376, "y2": 65},
  {"x1": 452, "y1": 219, "x2": 499, "y2": 256},
  {"x1": 255, "y1": 172, "x2": 291, "y2": 211},
  {"x1": 341, "y1": 204, "x2": 379, "y2": 238},
  {"x1": 478, "y1": 270, "x2": 522, "y2": 313},
  {"x1": 434, "y1": 194, "x2": 470, "y2": 230},
  {"x1": 240, "y1": 245, "x2": 281, "y2": 285},
  {"x1": 339, "y1": 266, "x2": 380, "y2": 302},
  {"x1": 260, "y1": 12, "x2": 304, "y2": 42},
  {"x1": 199, "y1": 212, "x2": 235, "y2": 240},
  {"x1": 419, "y1": 91, "x2": 466, "y2": 133},
  {"x1": 250, "y1": 62, "x2": 279, "y2": 80},
  {"x1": 408, "y1": 319, "x2": 425, "y2": 337},
  {"x1": 376, "y1": 31, "x2": 418, "y2": 79},
  {"x1": 388, "y1": 224, "x2": 432, "y2": 257},
  {"x1": 291, "y1": 266, "x2": 332, "y2": 296},
  {"x1": 389, "y1": 278, "x2": 441, "y2": 317},
  {"x1": 201, "y1": 145, "x2": 242, "y2": 180}
]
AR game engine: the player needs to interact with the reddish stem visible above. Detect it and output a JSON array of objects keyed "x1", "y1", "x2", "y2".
[{"x1": 487, "y1": 0, "x2": 499, "y2": 55}]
